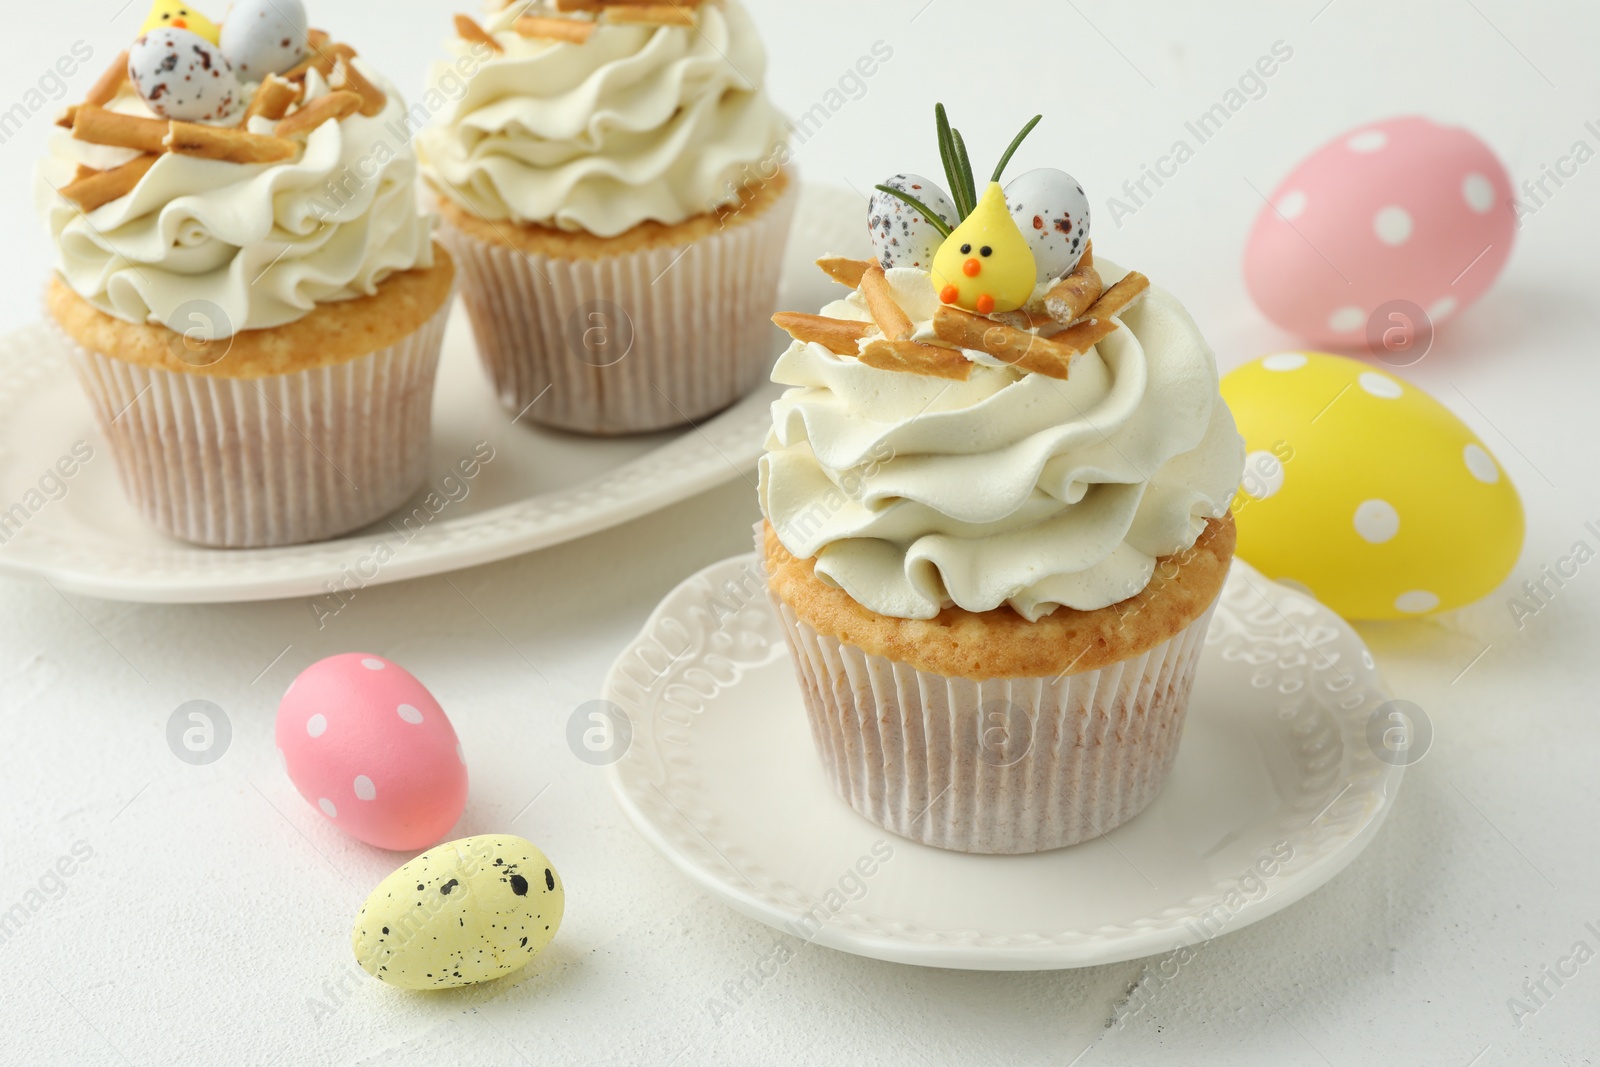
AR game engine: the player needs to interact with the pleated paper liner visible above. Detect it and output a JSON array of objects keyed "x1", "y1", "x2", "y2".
[
  {"x1": 54, "y1": 294, "x2": 452, "y2": 549},
  {"x1": 438, "y1": 178, "x2": 799, "y2": 436},
  {"x1": 768, "y1": 585, "x2": 1221, "y2": 855}
]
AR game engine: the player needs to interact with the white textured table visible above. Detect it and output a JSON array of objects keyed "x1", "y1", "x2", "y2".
[{"x1": 2, "y1": 2, "x2": 1597, "y2": 1064}]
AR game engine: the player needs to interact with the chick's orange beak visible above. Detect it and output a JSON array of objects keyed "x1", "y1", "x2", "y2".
[
  {"x1": 963, "y1": 258, "x2": 981, "y2": 278},
  {"x1": 172, "y1": 18, "x2": 188, "y2": 27}
]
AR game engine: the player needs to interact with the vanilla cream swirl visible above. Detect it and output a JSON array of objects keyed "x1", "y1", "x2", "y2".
[
  {"x1": 36, "y1": 67, "x2": 435, "y2": 339},
  {"x1": 418, "y1": 0, "x2": 787, "y2": 236},
  {"x1": 758, "y1": 261, "x2": 1246, "y2": 622}
]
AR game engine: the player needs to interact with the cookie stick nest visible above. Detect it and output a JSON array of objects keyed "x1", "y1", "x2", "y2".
[
  {"x1": 796, "y1": 249, "x2": 1147, "y2": 382},
  {"x1": 166, "y1": 121, "x2": 297, "y2": 164},
  {"x1": 1081, "y1": 271, "x2": 1150, "y2": 323},
  {"x1": 282, "y1": 29, "x2": 340, "y2": 80},
  {"x1": 273, "y1": 91, "x2": 363, "y2": 138},
  {"x1": 331, "y1": 55, "x2": 388, "y2": 116},
  {"x1": 541, "y1": 0, "x2": 706, "y2": 27},
  {"x1": 604, "y1": 5, "x2": 694, "y2": 25},
  {"x1": 55, "y1": 50, "x2": 131, "y2": 129},
  {"x1": 554, "y1": 0, "x2": 704, "y2": 8},
  {"x1": 858, "y1": 265, "x2": 915, "y2": 342},
  {"x1": 771, "y1": 313, "x2": 872, "y2": 356},
  {"x1": 239, "y1": 76, "x2": 303, "y2": 125},
  {"x1": 859, "y1": 340, "x2": 972, "y2": 381},
  {"x1": 59, "y1": 154, "x2": 158, "y2": 212},
  {"x1": 515, "y1": 15, "x2": 596, "y2": 42},
  {"x1": 1044, "y1": 245, "x2": 1102, "y2": 325},
  {"x1": 815, "y1": 256, "x2": 873, "y2": 288},
  {"x1": 71, "y1": 105, "x2": 296, "y2": 164},
  {"x1": 455, "y1": 14, "x2": 505, "y2": 52}
]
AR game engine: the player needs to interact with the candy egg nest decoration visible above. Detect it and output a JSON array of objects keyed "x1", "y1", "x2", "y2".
[
  {"x1": 873, "y1": 106, "x2": 1093, "y2": 314},
  {"x1": 1222, "y1": 351, "x2": 1524, "y2": 620},
  {"x1": 57, "y1": 11, "x2": 391, "y2": 216},
  {"x1": 771, "y1": 106, "x2": 1150, "y2": 387}
]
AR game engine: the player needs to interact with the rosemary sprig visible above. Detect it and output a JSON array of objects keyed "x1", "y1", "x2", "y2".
[
  {"x1": 934, "y1": 103, "x2": 973, "y2": 218},
  {"x1": 886, "y1": 106, "x2": 1047, "y2": 233},
  {"x1": 873, "y1": 184, "x2": 953, "y2": 238},
  {"x1": 950, "y1": 127, "x2": 977, "y2": 213},
  {"x1": 992, "y1": 114, "x2": 1043, "y2": 183}
]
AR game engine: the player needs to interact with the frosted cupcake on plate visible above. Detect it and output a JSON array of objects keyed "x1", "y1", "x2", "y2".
[
  {"x1": 758, "y1": 107, "x2": 1245, "y2": 854},
  {"x1": 419, "y1": 0, "x2": 795, "y2": 436},
  {"x1": 37, "y1": 2, "x2": 453, "y2": 549}
]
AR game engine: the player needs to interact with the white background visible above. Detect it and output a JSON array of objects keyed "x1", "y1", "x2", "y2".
[{"x1": 2, "y1": 0, "x2": 1599, "y2": 1064}]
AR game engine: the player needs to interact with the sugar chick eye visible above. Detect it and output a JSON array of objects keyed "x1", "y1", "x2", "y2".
[
  {"x1": 959, "y1": 243, "x2": 972, "y2": 254},
  {"x1": 980, "y1": 246, "x2": 993, "y2": 257}
]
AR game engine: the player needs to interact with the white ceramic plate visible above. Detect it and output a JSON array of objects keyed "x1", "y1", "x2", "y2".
[
  {"x1": 604, "y1": 553, "x2": 1404, "y2": 970},
  {"x1": 0, "y1": 185, "x2": 866, "y2": 604}
]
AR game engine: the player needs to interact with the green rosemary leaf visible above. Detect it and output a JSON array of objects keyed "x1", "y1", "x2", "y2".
[
  {"x1": 951, "y1": 127, "x2": 976, "y2": 210},
  {"x1": 934, "y1": 104, "x2": 968, "y2": 218},
  {"x1": 873, "y1": 184, "x2": 954, "y2": 239},
  {"x1": 991, "y1": 114, "x2": 1042, "y2": 183}
]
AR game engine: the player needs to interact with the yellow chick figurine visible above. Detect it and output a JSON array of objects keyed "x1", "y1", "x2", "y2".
[
  {"x1": 930, "y1": 182, "x2": 1038, "y2": 316},
  {"x1": 139, "y1": 1, "x2": 221, "y2": 45}
]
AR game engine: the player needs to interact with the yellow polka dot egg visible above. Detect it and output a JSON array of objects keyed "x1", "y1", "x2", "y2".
[{"x1": 1221, "y1": 352, "x2": 1523, "y2": 620}]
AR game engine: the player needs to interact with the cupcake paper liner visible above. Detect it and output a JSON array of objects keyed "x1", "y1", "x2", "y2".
[
  {"x1": 54, "y1": 296, "x2": 452, "y2": 549},
  {"x1": 768, "y1": 580, "x2": 1221, "y2": 855},
  {"x1": 437, "y1": 180, "x2": 799, "y2": 436}
]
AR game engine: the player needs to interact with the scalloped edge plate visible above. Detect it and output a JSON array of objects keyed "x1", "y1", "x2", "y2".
[
  {"x1": 0, "y1": 185, "x2": 863, "y2": 604},
  {"x1": 604, "y1": 553, "x2": 1404, "y2": 970}
]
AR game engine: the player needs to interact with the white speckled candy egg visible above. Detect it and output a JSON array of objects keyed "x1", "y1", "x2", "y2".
[
  {"x1": 219, "y1": 0, "x2": 308, "y2": 81},
  {"x1": 129, "y1": 27, "x2": 241, "y2": 122},
  {"x1": 276, "y1": 653, "x2": 468, "y2": 852},
  {"x1": 352, "y1": 835, "x2": 564, "y2": 990},
  {"x1": 1243, "y1": 117, "x2": 1515, "y2": 347},
  {"x1": 1222, "y1": 351, "x2": 1524, "y2": 620},
  {"x1": 1004, "y1": 168, "x2": 1091, "y2": 283},
  {"x1": 869, "y1": 173, "x2": 957, "y2": 271}
]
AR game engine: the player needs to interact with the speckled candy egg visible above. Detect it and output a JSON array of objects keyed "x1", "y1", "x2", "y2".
[
  {"x1": 868, "y1": 174, "x2": 957, "y2": 271},
  {"x1": 352, "y1": 835, "x2": 564, "y2": 990},
  {"x1": 1244, "y1": 117, "x2": 1514, "y2": 347},
  {"x1": 276, "y1": 654, "x2": 468, "y2": 851},
  {"x1": 1005, "y1": 168, "x2": 1091, "y2": 283},
  {"x1": 219, "y1": 0, "x2": 308, "y2": 81},
  {"x1": 128, "y1": 26, "x2": 241, "y2": 122},
  {"x1": 1222, "y1": 351, "x2": 1524, "y2": 620}
]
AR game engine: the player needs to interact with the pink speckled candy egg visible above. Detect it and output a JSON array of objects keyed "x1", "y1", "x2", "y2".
[
  {"x1": 276, "y1": 654, "x2": 467, "y2": 851},
  {"x1": 1244, "y1": 117, "x2": 1514, "y2": 348}
]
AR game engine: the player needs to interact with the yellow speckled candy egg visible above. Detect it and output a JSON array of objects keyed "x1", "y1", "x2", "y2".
[
  {"x1": 1220, "y1": 351, "x2": 1523, "y2": 620},
  {"x1": 352, "y1": 834, "x2": 563, "y2": 990}
]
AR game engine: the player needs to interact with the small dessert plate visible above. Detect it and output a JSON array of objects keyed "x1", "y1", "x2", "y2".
[
  {"x1": 0, "y1": 185, "x2": 864, "y2": 604},
  {"x1": 604, "y1": 553, "x2": 1405, "y2": 970}
]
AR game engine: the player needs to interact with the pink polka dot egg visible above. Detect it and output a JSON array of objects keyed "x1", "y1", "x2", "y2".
[
  {"x1": 276, "y1": 654, "x2": 467, "y2": 851},
  {"x1": 1244, "y1": 117, "x2": 1514, "y2": 347}
]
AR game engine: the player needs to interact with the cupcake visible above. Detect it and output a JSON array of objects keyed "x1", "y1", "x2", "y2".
[
  {"x1": 419, "y1": 0, "x2": 795, "y2": 436},
  {"x1": 38, "y1": 4, "x2": 453, "y2": 549},
  {"x1": 757, "y1": 107, "x2": 1246, "y2": 854}
]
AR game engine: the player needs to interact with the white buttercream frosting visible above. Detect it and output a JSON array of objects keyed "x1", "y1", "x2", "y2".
[
  {"x1": 417, "y1": 0, "x2": 787, "y2": 236},
  {"x1": 758, "y1": 261, "x2": 1245, "y2": 622},
  {"x1": 37, "y1": 66, "x2": 435, "y2": 339}
]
